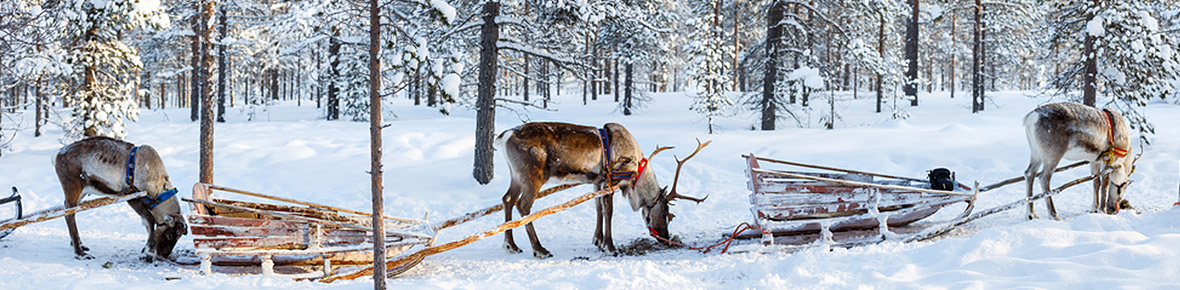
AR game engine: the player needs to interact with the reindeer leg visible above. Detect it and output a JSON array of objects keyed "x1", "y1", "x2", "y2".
[
  {"x1": 1090, "y1": 163, "x2": 1103, "y2": 213},
  {"x1": 593, "y1": 186, "x2": 604, "y2": 249},
  {"x1": 518, "y1": 182, "x2": 552, "y2": 259},
  {"x1": 1024, "y1": 159, "x2": 1041, "y2": 220},
  {"x1": 600, "y1": 191, "x2": 617, "y2": 256},
  {"x1": 1041, "y1": 159, "x2": 1063, "y2": 221},
  {"x1": 62, "y1": 182, "x2": 92, "y2": 260},
  {"x1": 502, "y1": 184, "x2": 522, "y2": 254}
]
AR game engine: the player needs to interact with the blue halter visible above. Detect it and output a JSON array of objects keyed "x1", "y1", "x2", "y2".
[{"x1": 126, "y1": 146, "x2": 178, "y2": 210}]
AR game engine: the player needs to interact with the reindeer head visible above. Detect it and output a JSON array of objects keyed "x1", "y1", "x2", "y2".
[
  {"x1": 1102, "y1": 144, "x2": 1139, "y2": 215},
  {"x1": 132, "y1": 146, "x2": 187, "y2": 260},
  {"x1": 631, "y1": 140, "x2": 710, "y2": 241}
]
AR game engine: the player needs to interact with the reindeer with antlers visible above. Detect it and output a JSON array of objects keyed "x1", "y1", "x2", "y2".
[
  {"x1": 494, "y1": 122, "x2": 707, "y2": 258},
  {"x1": 1023, "y1": 102, "x2": 1139, "y2": 220}
]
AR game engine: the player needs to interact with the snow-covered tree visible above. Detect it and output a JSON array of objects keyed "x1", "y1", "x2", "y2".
[
  {"x1": 1046, "y1": 1, "x2": 1180, "y2": 137},
  {"x1": 688, "y1": 0, "x2": 733, "y2": 134},
  {"x1": 60, "y1": 0, "x2": 164, "y2": 140}
]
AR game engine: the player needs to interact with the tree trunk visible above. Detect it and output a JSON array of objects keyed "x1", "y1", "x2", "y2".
[
  {"x1": 327, "y1": 32, "x2": 341, "y2": 120},
  {"x1": 950, "y1": 8, "x2": 956, "y2": 99},
  {"x1": 876, "y1": 17, "x2": 884, "y2": 113},
  {"x1": 613, "y1": 59, "x2": 619, "y2": 102},
  {"x1": 34, "y1": 78, "x2": 42, "y2": 137},
  {"x1": 191, "y1": 13, "x2": 201, "y2": 122},
  {"x1": 367, "y1": 0, "x2": 387, "y2": 284},
  {"x1": 473, "y1": 1, "x2": 500, "y2": 185},
  {"x1": 624, "y1": 62, "x2": 633, "y2": 116},
  {"x1": 905, "y1": 0, "x2": 919, "y2": 106},
  {"x1": 761, "y1": 1, "x2": 781, "y2": 131},
  {"x1": 543, "y1": 60, "x2": 551, "y2": 108},
  {"x1": 733, "y1": 0, "x2": 741, "y2": 91},
  {"x1": 217, "y1": 5, "x2": 227, "y2": 123},
  {"x1": 199, "y1": 0, "x2": 216, "y2": 185},
  {"x1": 603, "y1": 58, "x2": 610, "y2": 96},
  {"x1": 523, "y1": 54, "x2": 530, "y2": 102},
  {"x1": 1083, "y1": 9, "x2": 1097, "y2": 107},
  {"x1": 972, "y1": 0, "x2": 983, "y2": 113}
]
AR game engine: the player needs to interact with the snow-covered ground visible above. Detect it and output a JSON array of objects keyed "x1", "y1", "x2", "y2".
[{"x1": 1, "y1": 90, "x2": 1178, "y2": 289}]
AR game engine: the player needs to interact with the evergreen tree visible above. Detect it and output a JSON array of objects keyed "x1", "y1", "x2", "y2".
[
  {"x1": 1046, "y1": 1, "x2": 1180, "y2": 137},
  {"x1": 61, "y1": 0, "x2": 163, "y2": 140},
  {"x1": 689, "y1": 0, "x2": 733, "y2": 134}
]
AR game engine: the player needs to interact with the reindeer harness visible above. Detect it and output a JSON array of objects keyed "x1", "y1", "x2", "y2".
[
  {"x1": 1101, "y1": 109, "x2": 1129, "y2": 163},
  {"x1": 598, "y1": 127, "x2": 648, "y2": 190},
  {"x1": 125, "y1": 146, "x2": 179, "y2": 210}
]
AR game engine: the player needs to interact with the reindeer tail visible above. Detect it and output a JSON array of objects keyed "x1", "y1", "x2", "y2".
[{"x1": 494, "y1": 126, "x2": 518, "y2": 151}]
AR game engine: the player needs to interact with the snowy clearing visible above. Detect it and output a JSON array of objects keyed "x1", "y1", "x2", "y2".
[{"x1": 1, "y1": 91, "x2": 1179, "y2": 289}]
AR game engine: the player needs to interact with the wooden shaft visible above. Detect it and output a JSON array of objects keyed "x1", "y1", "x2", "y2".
[
  {"x1": 321, "y1": 186, "x2": 615, "y2": 283},
  {"x1": 752, "y1": 168, "x2": 975, "y2": 197},
  {"x1": 432, "y1": 183, "x2": 583, "y2": 230},
  {"x1": 977, "y1": 161, "x2": 1088, "y2": 192},
  {"x1": 744, "y1": 155, "x2": 928, "y2": 183},
  {"x1": 205, "y1": 184, "x2": 421, "y2": 224},
  {"x1": 908, "y1": 175, "x2": 1095, "y2": 242},
  {"x1": 0, "y1": 192, "x2": 148, "y2": 231}
]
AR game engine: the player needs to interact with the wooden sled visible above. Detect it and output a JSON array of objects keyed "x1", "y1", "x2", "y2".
[
  {"x1": 741, "y1": 154, "x2": 977, "y2": 245},
  {"x1": 182, "y1": 183, "x2": 434, "y2": 279}
]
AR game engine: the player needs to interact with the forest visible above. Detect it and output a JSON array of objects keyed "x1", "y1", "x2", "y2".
[{"x1": 2, "y1": 1, "x2": 1180, "y2": 288}]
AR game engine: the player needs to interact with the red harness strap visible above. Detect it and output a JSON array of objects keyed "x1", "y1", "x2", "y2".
[{"x1": 1102, "y1": 109, "x2": 1128, "y2": 159}]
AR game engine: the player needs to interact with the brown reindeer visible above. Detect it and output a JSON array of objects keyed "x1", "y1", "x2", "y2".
[
  {"x1": 1023, "y1": 102, "x2": 1136, "y2": 220},
  {"x1": 494, "y1": 122, "x2": 706, "y2": 258},
  {"x1": 54, "y1": 137, "x2": 186, "y2": 260}
]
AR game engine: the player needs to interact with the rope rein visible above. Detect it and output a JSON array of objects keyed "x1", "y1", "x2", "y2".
[{"x1": 647, "y1": 222, "x2": 757, "y2": 254}]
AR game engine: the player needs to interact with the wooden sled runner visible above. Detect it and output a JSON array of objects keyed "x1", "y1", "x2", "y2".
[
  {"x1": 741, "y1": 154, "x2": 978, "y2": 245},
  {"x1": 181, "y1": 183, "x2": 434, "y2": 279}
]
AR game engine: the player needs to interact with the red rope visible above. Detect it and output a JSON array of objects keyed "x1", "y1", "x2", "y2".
[{"x1": 648, "y1": 222, "x2": 758, "y2": 254}]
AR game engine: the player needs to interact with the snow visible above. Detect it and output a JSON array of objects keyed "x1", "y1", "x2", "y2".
[
  {"x1": 788, "y1": 66, "x2": 825, "y2": 89},
  {"x1": 429, "y1": 0, "x2": 455, "y2": 25},
  {"x1": 1, "y1": 91, "x2": 1179, "y2": 288},
  {"x1": 1087, "y1": 15, "x2": 1106, "y2": 37},
  {"x1": 440, "y1": 73, "x2": 460, "y2": 98}
]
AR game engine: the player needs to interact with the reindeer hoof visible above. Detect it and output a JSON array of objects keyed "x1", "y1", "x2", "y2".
[
  {"x1": 533, "y1": 250, "x2": 553, "y2": 259},
  {"x1": 1026, "y1": 213, "x2": 1040, "y2": 220},
  {"x1": 140, "y1": 253, "x2": 156, "y2": 263},
  {"x1": 601, "y1": 247, "x2": 619, "y2": 257},
  {"x1": 75, "y1": 253, "x2": 95, "y2": 260},
  {"x1": 503, "y1": 242, "x2": 522, "y2": 254}
]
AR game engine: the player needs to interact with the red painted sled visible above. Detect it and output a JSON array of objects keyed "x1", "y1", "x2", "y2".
[
  {"x1": 181, "y1": 183, "x2": 434, "y2": 278},
  {"x1": 740, "y1": 154, "x2": 978, "y2": 245}
]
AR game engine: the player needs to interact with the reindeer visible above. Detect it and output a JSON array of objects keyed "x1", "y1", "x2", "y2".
[
  {"x1": 1023, "y1": 102, "x2": 1136, "y2": 220},
  {"x1": 54, "y1": 136, "x2": 186, "y2": 261},
  {"x1": 494, "y1": 122, "x2": 706, "y2": 258}
]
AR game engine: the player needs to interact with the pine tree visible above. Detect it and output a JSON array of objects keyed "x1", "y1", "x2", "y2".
[
  {"x1": 1046, "y1": 1, "x2": 1180, "y2": 136},
  {"x1": 61, "y1": 0, "x2": 162, "y2": 140},
  {"x1": 689, "y1": 0, "x2": 734, "y2": 134}
]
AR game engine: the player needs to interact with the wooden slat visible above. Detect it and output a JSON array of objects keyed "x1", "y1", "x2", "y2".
[
  {"x1": 190, "y1": 225, "x2": 302, "y2": 237},
  {"x1": 751, "y1": 190, "x2": 931, "y2": 206},
  {"x1": 187, "y1": 214, "x2": 305, "y2": 228},
  {"x1": 756, "y1": 194, "x2": 968, "y2": 221},
  {"x1": 753, "y1": 168, "x2": 974, "y2": 197},
  {"x1": 744, "y1": 155, "x2": 929, "y2": 183},
  {"x1": 194, "y1": 236, "x2": 304, "y2": 250},
  {"x1": 203, "y1": 184, "x2": 424, "y2": 225}
]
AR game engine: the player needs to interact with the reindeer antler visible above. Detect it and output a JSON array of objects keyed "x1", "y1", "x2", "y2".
[
  {"x1": 667, "y1": 139, "x2": 711, "y2": 204},
  {"x1": 647, "y1": 145, "x2": 675, "y2": 162}
]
